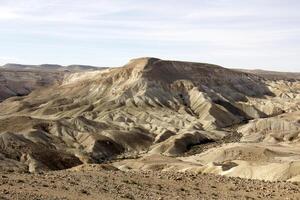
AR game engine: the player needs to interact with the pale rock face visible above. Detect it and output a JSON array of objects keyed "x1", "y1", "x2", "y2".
[
  {"x1": 237, "y1": 111, "x2": 300, "y2": 142},
  {"x1": 0, "y1": 57, "x2": 299, "y2": 182}
]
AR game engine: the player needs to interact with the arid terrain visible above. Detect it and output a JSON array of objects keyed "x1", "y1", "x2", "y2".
[
  {"x1": 0, "y1": 57, "x2": 300, "y2": 199},
  {"x1": 0, "y1": 63, "x2": 103, "y2": 102},
  {"x1": 2, "y1": 166, "x2": 300, "y2": 200}
]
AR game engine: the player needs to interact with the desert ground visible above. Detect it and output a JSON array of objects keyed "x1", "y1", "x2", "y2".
[{"x1": 2, "y1": 165, "x2": 300, "y2": 200}]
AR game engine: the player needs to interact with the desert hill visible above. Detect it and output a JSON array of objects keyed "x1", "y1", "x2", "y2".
[
  {"x1": 2, "y1": 63, "x2": 101, "y2": 72},
  {"x1": 0, "y1": 57, "x2": 299, "y2": 182},
  {"x1": 235, "y1": 68, "x2": 300, "y2": 81},
  {"x1": 0, "y1": 63, "x2": 105, "y2": 102}
]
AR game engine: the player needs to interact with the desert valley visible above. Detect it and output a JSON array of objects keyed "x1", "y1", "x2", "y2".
[{"x1": 0, "y1": 57, "x2": 300, "y2": 199}]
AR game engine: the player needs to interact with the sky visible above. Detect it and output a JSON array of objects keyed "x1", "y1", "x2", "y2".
[{"x1": 0, "y1": 0, "x2": 299, "y2": 71}]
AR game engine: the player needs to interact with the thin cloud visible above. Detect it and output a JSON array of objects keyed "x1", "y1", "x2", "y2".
[{"x1": 0, "y1": 0, "x2": 299, "y2": 71}]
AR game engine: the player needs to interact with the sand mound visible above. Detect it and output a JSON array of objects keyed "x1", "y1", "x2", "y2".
[
  {"x1": 114, "y1": 154, "x2": 202, "y2": 172},
  {"x1": 238, "y1": 111, "x2": 300, "y2": 142},
  {"x1": 150, "y1": 130, "x2": 225, "y2": 156},
  {"x1": 179, "y1": 143, "x2": 300, "y2": 181}
]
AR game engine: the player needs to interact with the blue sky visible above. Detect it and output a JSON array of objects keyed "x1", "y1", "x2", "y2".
[{"x1": 0, "y1": 0, "x2": 299, "y2": 71}]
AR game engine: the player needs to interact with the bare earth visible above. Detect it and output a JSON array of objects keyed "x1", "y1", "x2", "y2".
[{"x1": 1, "y1": 165, "x2": 300, "y2": 200}]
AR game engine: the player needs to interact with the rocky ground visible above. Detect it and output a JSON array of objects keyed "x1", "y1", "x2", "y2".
[{"x1": 1, "y1": 165, "x2": 300, "y2": 200}]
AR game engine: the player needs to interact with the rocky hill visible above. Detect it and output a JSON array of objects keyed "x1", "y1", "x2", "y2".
[
  {"x1": 0, "y1": 64, "x2": 104, "y2": 102},
  {"x1": 235, "y1": 68, "x2": 300, "y2": 81},
  {"x1": 2, "y1": 63, "x2": 101, "y2": 72},
  {"x1": 0, "y1": 57, "x2": 299, "y2": 182}
]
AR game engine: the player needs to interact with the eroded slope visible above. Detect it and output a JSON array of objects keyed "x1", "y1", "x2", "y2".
[{"x1": 0, "y1": 57, "x2": 299, "y2": 181}]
